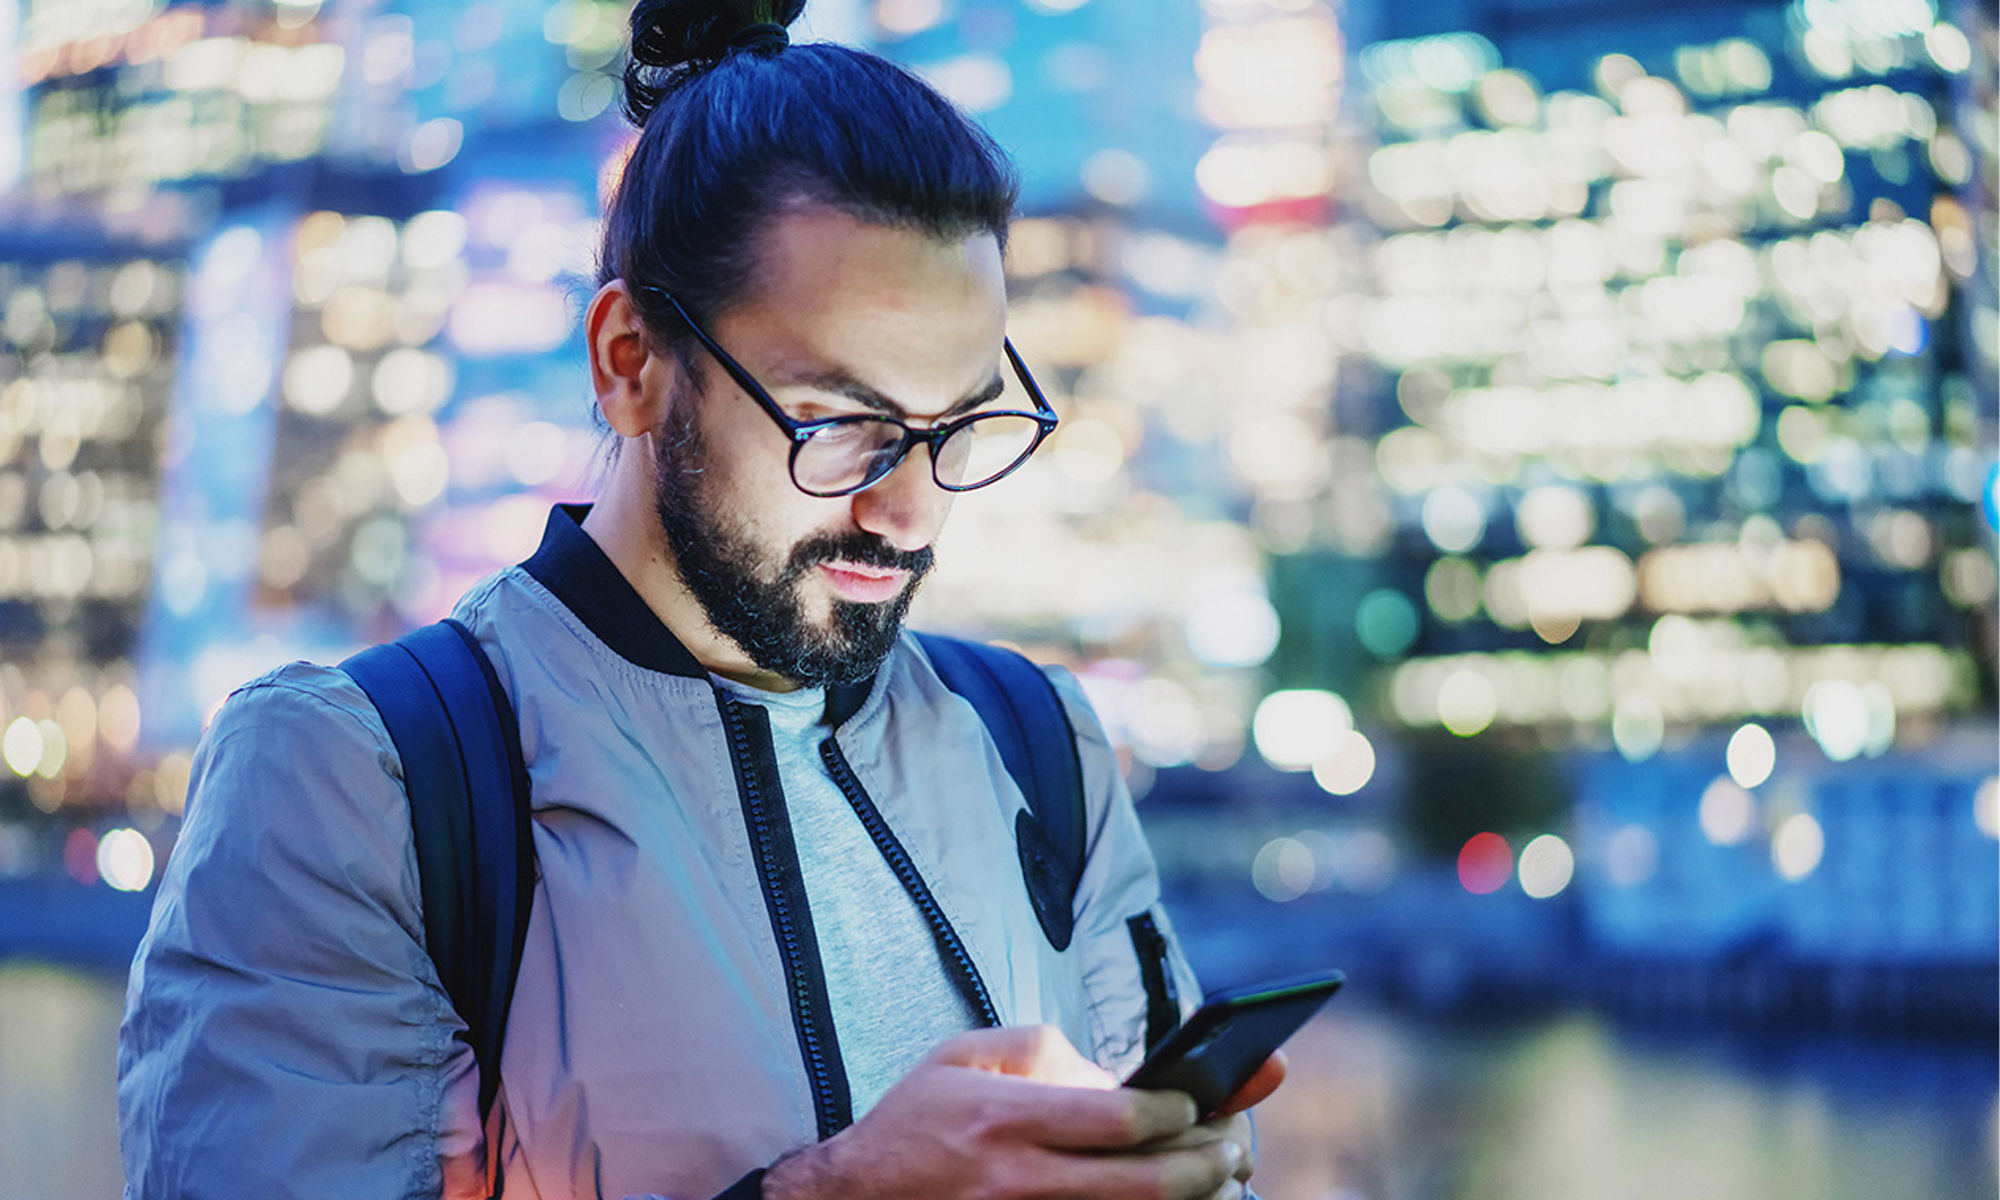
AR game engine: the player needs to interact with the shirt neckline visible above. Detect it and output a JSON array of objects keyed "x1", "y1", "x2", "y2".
[{"x1": 519, "y1": 503, "x2": 878, "y2": 723}]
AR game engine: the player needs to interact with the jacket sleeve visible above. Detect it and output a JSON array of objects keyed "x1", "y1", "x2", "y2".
[
  {"x1": 1041, "y1": 666, "x2": 1204, "y2": 1078},
  {"x1": 118, "y1": 663, "x2": 485, "y2": 1200}
]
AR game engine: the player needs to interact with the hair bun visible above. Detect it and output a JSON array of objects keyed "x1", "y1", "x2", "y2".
[{"x1": 624, "y1": 0, "x2": 808, "y2": 125}]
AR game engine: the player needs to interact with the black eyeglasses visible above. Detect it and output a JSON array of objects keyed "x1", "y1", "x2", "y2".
[{"x1": 640, "y1": 286, "x2": 1059, "y2": 498}]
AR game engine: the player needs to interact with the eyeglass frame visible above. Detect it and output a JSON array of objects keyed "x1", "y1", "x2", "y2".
[{"x1": 637, "y1": 284, "x2": 1060, "y2": 498}]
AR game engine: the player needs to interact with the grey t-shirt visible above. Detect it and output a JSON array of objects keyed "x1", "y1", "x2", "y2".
[{"x1": 714, "y1": 676, "x2": 978, "y2": 1116}]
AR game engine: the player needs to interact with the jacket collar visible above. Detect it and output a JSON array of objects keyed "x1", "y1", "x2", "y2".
[
  {"x1": 521, "y1": 503, "x2": 708, "y2": 678},
  {"x1": 521, "y1": 503, "x2": 879, "y2": 721}
]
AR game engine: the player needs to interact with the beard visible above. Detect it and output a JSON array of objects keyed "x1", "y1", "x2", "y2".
[{"x1": 651, "y1": 401, "x2": 933, "y2": 688}]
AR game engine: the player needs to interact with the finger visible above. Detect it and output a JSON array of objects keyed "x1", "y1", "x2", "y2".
[
  {"x1": 1044, "y1": 1137, "x2": 1241, "y2": 1200},
  {"x1": 1215, "y1": 1111, "x2": 1256, "y2": 1182},
  {"x1": 969, "y1": 1073, "x2": 1198, "y2": 1150},
  {"x1": 1146, "y1": 1137, "x2": 1243, "y2": 1200},
  {"x1": 926, "y1": 1025, "x2": 1116, "y2": 1088},
  {"x1": 1149, "y1": 1113, "x2": 1253, "y2": 1180},
  {"x1": 1133, "y1": 1120, "x2": 1229, "y2": 1153},
  {"x1": 1214, "y1": 1050, "x2": 1287, "y2": 1115}
]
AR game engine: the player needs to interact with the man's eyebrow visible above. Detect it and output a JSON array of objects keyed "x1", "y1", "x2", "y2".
[{"x1": 776, "y1": 366, "x2": 1007, "y2": 422}]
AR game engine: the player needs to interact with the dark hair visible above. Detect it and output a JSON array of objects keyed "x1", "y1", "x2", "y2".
[{"x1": 601, "y1": 0, "x2": 1019, "y2": 361}]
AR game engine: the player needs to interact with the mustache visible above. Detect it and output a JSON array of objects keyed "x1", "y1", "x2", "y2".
[{"x1": 784, "y1": 532, "x2": 934, "y2": 580}]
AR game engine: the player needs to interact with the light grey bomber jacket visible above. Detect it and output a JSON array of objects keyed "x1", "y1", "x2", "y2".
[{"x1": 118, "y1": 505, "x2": 1202, "y2": 1200}]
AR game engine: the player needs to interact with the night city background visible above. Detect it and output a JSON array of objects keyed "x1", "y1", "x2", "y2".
[{"x1": 0, "y1": 0, "x2": 1994, "y2": 1196}]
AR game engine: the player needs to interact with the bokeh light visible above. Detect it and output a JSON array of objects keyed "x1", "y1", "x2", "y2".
[
  {"x1": 3, "y1": 716, "x2": 41, "y2": 777},
  {"x1": 96, "y1": 828, "x2": 155, "y2": 893},
  {"x1": 1802, "y1": 679, "x2": 1896, "y2": 760},
  {"x1": 1517, "y1": 834, "x2": 1575, "y2": 899},
  {"x1": 1253, "y1": 835, "x2": 1318, "y2": 902},
  {"x1": 1772, "y1": 812, "x2": 1826, "y2": 881},
  {"x1": 1457, "y1": 831, "x2": 1513, "y2": 894},
  {"x1": 1699, "y1": 777, "x2": 1758, "y2": 845},
  {"x1": 1725, "y1": 723, "x2": 1776, "y2": 788},
  {"x1": 63, "y1": 828, "x2": 98, "y2": 886},
  {"x1": 1186, "y1": 590, "x2": 1282, "y2": 669},
  {"x1": 1421, "y1": 486, "x2": 1487, "y2": 553},
  {"x1": 1253, "y1": 689, "x2": 1354, "y2": 771},
  {"x1": 1437, "y1": 669, "x2": 1497, "y2": 737},
  {"x1": 1355, "y1": 589, "x2": 1419, "y2": 658},
  {"x1": 1310, "y1": 729, "x2": 1377, "y2": 796}
]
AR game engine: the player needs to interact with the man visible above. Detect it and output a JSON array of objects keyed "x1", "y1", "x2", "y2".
[{"x1": 119, "y1": 6, "x2": 1278, "y2": 1198}]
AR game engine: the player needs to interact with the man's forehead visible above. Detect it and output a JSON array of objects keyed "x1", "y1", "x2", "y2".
[
  {"x1": 742, "y1": 206, "x2": 1006, "y2": 314},
  {"x1": 716, "y1": 208, "x2": 1010, "y2": 416}
]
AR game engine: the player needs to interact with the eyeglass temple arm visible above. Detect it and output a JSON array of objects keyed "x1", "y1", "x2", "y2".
[
  {"x1": 640, "y1": 284, "x2": 805, "y2": 435},
  {"x1": 1003, "y1": 339, "x2": 1059, "y2": 423},
  {"x1": 646, "y1": 282, "x2": 1055, "y2": 431}
]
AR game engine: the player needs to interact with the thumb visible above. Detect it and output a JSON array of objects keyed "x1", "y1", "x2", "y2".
[
  {"x1": 927, "y1": 1025, "x2": 1117, "y2": 1089},
  {"x1": 1214, "y1": 1050, "x2": 1288, "y2": 1116}
]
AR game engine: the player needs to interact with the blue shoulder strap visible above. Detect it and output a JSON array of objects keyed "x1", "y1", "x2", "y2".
[
  {"x1": 915, "y1": 633, "x2": 1087, "y2": 952},
  {"x1": 338, "y1": 619, "x2": 533, "y2": 1127}
]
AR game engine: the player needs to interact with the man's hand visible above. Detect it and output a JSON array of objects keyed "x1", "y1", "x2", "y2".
[
  {"x1": 762, "y1": 1026, "x2": 1242, "y2": 1200},
  {"x1": 1136, "y1": 1051, "x2": 1288, "y2": 1200},
  {"x1": 1135, "y1": 1114, "x2": 1251, "y2": 1200}
]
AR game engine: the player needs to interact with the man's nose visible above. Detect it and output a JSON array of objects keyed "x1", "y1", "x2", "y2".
[{"x1": 850, "y1": 442, "x2": 952, "y2": 553}]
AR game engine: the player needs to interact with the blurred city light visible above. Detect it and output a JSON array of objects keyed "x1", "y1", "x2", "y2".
[
  {"x1": 1436, "y1": 668, "x2": 1497, "y2": 737},
  {"x1": 3, "y1": 717, "x2": 40, "y2": 778},
  {"x1": 96, "y1": 828, "x2": 155, "y2": 893},
  {"x1": 1253, "y1": 689, "x2": 1354, "y2": 770},
  {"x1": 1772, "y1": 812, "x2": 1827, "y2": 881},
  {"x1": 1517, "y1": 834, "x2": 1575, "y2": 899},
  {"x1": 1803, "y1": 679, "x2": 1877, "y2": 760},
  {"x1": 1185, "y1": 589, "x2": 1282, "y2": 669},
  {"x1": 1457, "y1": 831, "x2": 1512, "y2": 894},
  {"x1": 1252, "y1": 835, "x2": 1317, "y2": 902},
  {"x1": 1354, "y1": 589, "x2": 1418, "y2": 658},
  {"x1": 1309, "y1": 729, "x2": 1376, "y2": 796},
  {"x1": 1699, "y1": 777, "x2": 1759, "y2": 845},
  {"x1": 1725, "y1": 723, "x2": 1777, "y2": 788}
]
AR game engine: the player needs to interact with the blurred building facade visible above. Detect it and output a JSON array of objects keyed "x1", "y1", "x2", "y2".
[{"x1": 0, "y1": 0, "x2": 1992, "y2": 1028}]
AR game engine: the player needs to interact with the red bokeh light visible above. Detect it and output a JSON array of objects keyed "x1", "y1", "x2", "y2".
[
  {"x1": 63, "y1": 828, "x2": 99, "y2": 887},
  {"x1": 1457, "y1": 832, "x2": 1512, "y2": 895}
]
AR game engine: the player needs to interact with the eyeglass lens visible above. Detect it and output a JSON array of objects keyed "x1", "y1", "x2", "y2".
[{"x1": 793, "y1": 412, "x2": 1046, "y2": 495}]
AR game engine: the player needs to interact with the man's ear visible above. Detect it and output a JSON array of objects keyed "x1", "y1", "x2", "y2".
[{"x1": 586, "y1": 280, "x2": 675, "y2": 438}]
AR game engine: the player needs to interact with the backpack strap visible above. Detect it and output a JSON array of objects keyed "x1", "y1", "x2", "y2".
[
  {"x1": 338, "y1": 619, "x2": 533, "y2": 1126},
  {"x1": 915, "y1": 634, "x2": 1087, "y2": 952}
]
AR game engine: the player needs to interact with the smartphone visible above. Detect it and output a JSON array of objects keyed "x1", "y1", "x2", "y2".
[{"x1": 1122, "y1": 969, "x2": 1345, "y2": 1118}]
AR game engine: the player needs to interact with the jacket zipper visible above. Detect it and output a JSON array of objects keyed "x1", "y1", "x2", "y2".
[
  {"x1": 1126, "y1": 911, "x2": 1181, "y2": 1053},
  {"x1": 718, "y1": 694, "x2": 851, "y2": 1138},
  {"x1": 819, "y1": 738, "x2": 1001, "y2": 1028}
]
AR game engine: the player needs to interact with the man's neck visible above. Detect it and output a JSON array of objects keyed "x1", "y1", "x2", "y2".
[{"x1": 579, "y1": 438, "x2": 804, "y2": 694}]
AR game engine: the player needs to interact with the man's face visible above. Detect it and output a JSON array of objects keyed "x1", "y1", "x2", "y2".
[{"x1": 650, "y1": 209, "x2": 1010, "y2": 687}]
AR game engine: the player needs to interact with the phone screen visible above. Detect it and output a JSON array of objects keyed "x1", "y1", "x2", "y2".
[{"x1": 1122, "y1": 970, "x2": 1344, "y2": 1117}]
